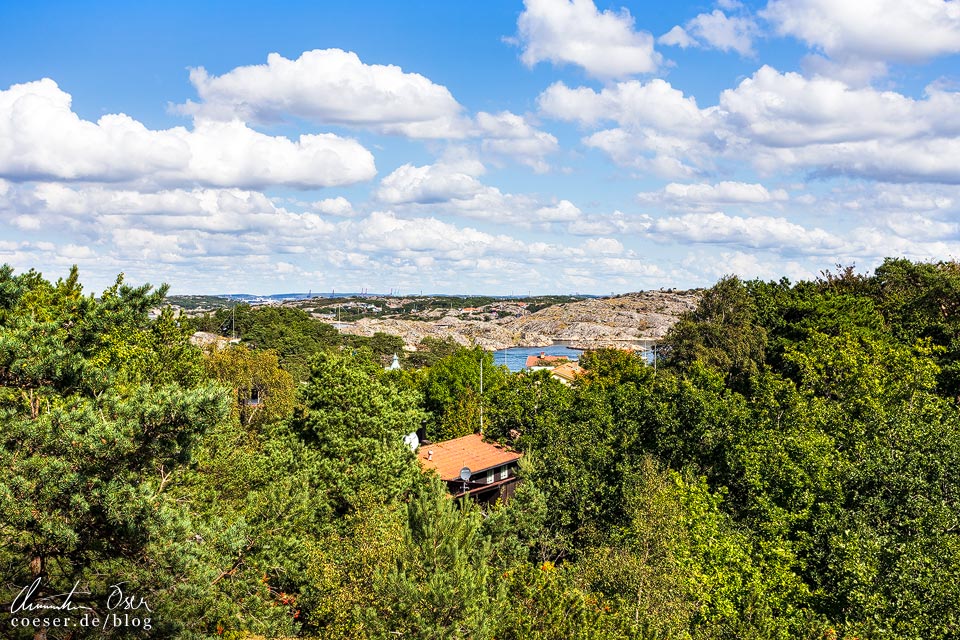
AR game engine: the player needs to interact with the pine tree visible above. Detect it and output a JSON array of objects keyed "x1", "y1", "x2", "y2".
[
  {"x1": 0, "y1": 266, "x2": 229, "y2": 638},
  {"x1": 366, "y1": 477, "x2": 502, "y2": 639}
]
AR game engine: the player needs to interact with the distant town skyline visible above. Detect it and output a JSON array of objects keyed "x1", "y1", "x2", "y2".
[{"x1": 2, "y1": 0, "x2": 960, "y2": 294}]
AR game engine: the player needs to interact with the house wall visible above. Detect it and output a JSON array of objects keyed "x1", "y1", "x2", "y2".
[{"x1": 445, "y1": 461, "x2": 520, "y2": 505}]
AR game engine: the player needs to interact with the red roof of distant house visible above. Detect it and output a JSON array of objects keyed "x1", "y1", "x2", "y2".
[
  {"x1": 524, "y1": 352, "x2": 570, "y2": 368},
  {"x1": 418, "y1": 433, "x2": 521, "y2": 481}
]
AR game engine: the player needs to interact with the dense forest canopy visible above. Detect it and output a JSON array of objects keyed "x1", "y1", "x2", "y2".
[{"x1": 2, "y1": 259, "x2": 959, "y2": 639}]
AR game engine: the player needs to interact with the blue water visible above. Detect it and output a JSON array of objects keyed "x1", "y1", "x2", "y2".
[
  {"x1": 493, "y1": 343, "x2": 658, "y2": 372},
  {"x1": 493, "y1": 344, "x2": 582, "y2": 372}
]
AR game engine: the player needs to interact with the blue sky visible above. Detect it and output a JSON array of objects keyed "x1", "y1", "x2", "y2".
[{"x1": 2, "y1": 0, "x2": 960, "y2": 294}]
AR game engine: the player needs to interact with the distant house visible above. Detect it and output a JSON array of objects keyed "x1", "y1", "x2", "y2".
[
  {"x1": 524, "y1": 352, "x2": 570, "y2": 369},
  {"x1": 550, "y1": 362, "x2": 583, "y2": 385},
  {"x1": 418, "y1": 433, "x2": 522, "y2": 503}
]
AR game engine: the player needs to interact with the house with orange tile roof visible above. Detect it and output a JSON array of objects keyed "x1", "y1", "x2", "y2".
[
  {"x1": 417, "y1": 433, "x2": 522, "y2": 503},
  {"x1": 550, "y1": 361, "x2": 583, "y2": 385}
]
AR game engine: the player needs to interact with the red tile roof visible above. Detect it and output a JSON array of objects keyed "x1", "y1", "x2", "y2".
[
  {"x1": 524, "y1": 353, "x2": 570, "y2": 368},
  {"x1": 418, "y1": 433, "x2": 521, "y2": 481}
]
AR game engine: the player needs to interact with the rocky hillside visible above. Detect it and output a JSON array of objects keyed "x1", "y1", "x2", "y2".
[
  {"x1": 500, "y1": 290, "x2": 699, "y2": 349},
  {"x1": 329, "y1": 290, "x2": 699, "y2": 351}
]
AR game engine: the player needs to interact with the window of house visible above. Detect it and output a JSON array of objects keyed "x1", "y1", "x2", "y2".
[
  {"x1": 500, "y1": 466, "x2": 508, "y2": 480},
  {"x1": 486, "y1": 469, "x2": 494, "y2": 484}
]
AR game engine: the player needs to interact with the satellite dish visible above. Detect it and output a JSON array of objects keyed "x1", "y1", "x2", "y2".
[
  {"x1": 403, "y1": 432, "x2": 420, "y2": 452},
  {"x1": 459, "y1": 467, "x2": 472, "y2": 482}
]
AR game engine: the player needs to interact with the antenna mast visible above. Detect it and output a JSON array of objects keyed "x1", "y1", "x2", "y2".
[{"x1": 479, "y1": 348, "x2": 483, "y2": 435}]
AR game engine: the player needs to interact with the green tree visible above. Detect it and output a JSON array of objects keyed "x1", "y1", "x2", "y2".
[
  {"x1": 344, "y1": 331, "x2": 406, "y2": 365},
  {"x1": 481, "y1": 457, "x2": 560, "y2": 567},
  {"x1": 516, "y1": 383, "x2": 627, "y2": 554},
  {"x1": 872, "y1": 258, "x2": 960, "y2": 397},
  {"x1": 365, "y1": 477, "x2": 502, "y2": 639},
  {"x1": 656, "y1": 265, "x2": 960, "y2": 638},
  {"x1": 204, "y1": 344, "x2": 295, "y2": 427},
  {"x1": 662, "y1": 275, "x2": 767, "y2": 390},
  {"x1": 303, "y1": 496, "x2": 407, "y2": 638},
  {"x1": 237, "y1": 306, "x2": 341, "y2": 381},
  {"x1": 483, "y1": 369, "x2": 571, "y2": 445},
  {"x1": 405, "y1": 335, "x2": 461, "y2": 369},
  {"x1": 578, "y1": 347, "x2": 651, "y2": 389},
  {"x1": 579, "y1": 457, "x2": 822, "y2": 640},
  {"x1": 783, "y1": 331, "x2": 960, "y2": 639},
  {"x1": 494, "y1": 562, "x2": 633, "y2": 640},
  {"x1": 0, "y1": 266, "x2": 229, "y2": 637},
  {"x1": 422, "y1": 346, "x2": 506, "y2": 441},
  {"x1": 293, "y1": 349, "x2": 427, "y2": 515}
]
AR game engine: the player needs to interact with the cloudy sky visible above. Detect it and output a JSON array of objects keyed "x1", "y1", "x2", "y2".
[{"x1": 2, "y1": 0, "x2": 959, "y2": 294}]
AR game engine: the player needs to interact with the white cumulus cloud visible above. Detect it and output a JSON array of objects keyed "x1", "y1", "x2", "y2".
[
  {"x1": 685, "y1": 10, "x2": 759, "y2": 55},
  {"x1": 639, "y1": 181, "x2": 789, "y2": 208},
  {"x1": 539, "y1": 65, "x2": 960, "y2": 184},
  {"x1": 475, "y1": 111, "x2": 558, "y2": 173},
  {"x1": 534, "y1": 200, "x2": 582, "y2": 222},
  {"x1": 0, "y1": 79, "x2": 376, "y2": 189},
  {"x1": 375, "y1": 159, "x2": 584, "y2": 227},
  {"x1": 179, "y1": 49, "x2": 469, "y2": 139},
  {"x1": 719, "y1": 66, "x2": 960, "y2": 182},
  {"x1": 514, "y1": 0, "x2": 662, "y2": 78},
  {"x1": 539, "y1": 79, "x2": 713, "y2": 130},
  {"x1": 538, "y1": 79, "x2": 718, "y2": 176},
  {"x1": 305, "y1": 196, "x2": 356, "y2": 217},
  {"x1": 762, "y1": 0, "x2": 960, "y2": 70},
  {"x1": 583, "y1": 237, "x2": 624, "y2": 255},
  {"x1": 646, "y1": 211, "x2": 843, "y2": 253},
  {"x1": 376, "y1": 161, "x2": 486, "y2": 205},
  {"x1": 659, "y1": 26, "x2": 696, "y2": 48},
  {"x1": 660, "y1": 9, "x2": 759, "y2": 56}
]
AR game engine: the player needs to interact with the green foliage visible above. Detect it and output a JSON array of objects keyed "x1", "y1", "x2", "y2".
[
  {"x1": 580, "y1": 457, "x2": 822, "y2": 640},
  {"x1": 343, "y1": 331, "x2": 405, "y2": 364},
  {"x1": 0, "y1": 265, "x2": 230, "y2": 638},
  {"x1": 422, "y1": 346, "x2": 507, "y2": 441},
  {"x1": 482, "y1": 457, "x2": 558, "y2": 567},
  {"x1": 196, "y1": 304, "x2": 340, "y2": 381},
  {"x1": 304, "y1": 497, "x2": 407, "y2": 638},
  {"x1": 241, "y1": 306, "x2": 341, "y2": 381},
  {"x1": 165, "y1": 294, "x2": 235, "y2": 312},
  {"x1": 7, "y1": 260, "x2": 960, "y2": 639},
  {"x1": 204, "y1": 344, "x2": 296, "y2": 427},
  {"x1": 872, "y1": 258, "x2": 960, "y2": 397},
  {"x1": 495, "y1": 563, "x2": 634, "y2": 640},
  {"x1": 293, "y1": 349, "x2": 427, "y2": 515},
  {"x1": 483, "y1": 369, "x2": 571, "y2": 444},
  {"x1": 579, "y1": 347, "x2": 652, "y2": 389},
  {"x1": 404, "y1": 335, "x2": 461, "y2": 368},
  {"x1": 364, "y1": 477, "x2": 501, "y2": 639},
  {"x1": 663, "y1": 275, "x2": 767, "y2": 390},
  {"x1": 746, "y1": 276, "x2": 887, "y2": 377},
  {"x1": 515, "y1": 382, "x2": 632, "y2": 554}
]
